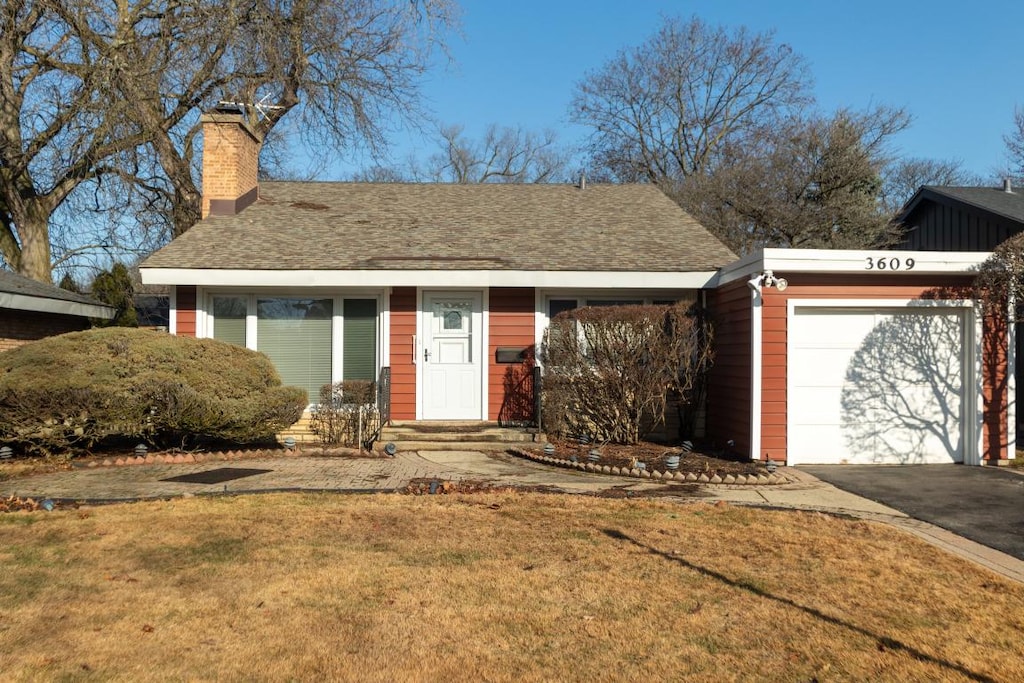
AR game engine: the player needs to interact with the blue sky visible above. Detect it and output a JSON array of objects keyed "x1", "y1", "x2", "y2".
[{"x1": 327, "y1": 0, "x2": 1023, "y2": 181}]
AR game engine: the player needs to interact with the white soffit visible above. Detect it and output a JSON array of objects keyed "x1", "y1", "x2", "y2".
[
  {"x1": 712, "y1": 248, "x2": 991, "y2": 288},
  {"x1": 139, "y1": 268, "x2": 721, "y2": 289},
  {"x1": 0, "y1": 293, "x2": 115, "y2": 320}
]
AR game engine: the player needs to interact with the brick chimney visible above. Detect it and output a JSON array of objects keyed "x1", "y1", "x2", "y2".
[{"x1": 200, "y1": 107, "x2": 263, "y2": 218}]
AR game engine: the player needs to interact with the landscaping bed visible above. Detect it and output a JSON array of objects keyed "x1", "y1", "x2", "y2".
[{"x1": 518, "y1": 437, "x2": 775, "y2": 482}]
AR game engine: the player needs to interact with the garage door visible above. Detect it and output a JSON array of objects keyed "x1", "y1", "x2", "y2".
[{"x1": 788, "y1": 306, "x2": 969, "y2": 465}]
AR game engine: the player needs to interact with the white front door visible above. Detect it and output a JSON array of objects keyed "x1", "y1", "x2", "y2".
[{"x1": 421, "y1": 291, "x2": 483, "y2": 419}]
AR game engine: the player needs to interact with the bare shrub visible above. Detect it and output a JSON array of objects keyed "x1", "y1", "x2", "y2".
[
  {"x1": 309, "y1": 380, "x2": 380, "y2": 449},
  {"x1": 541, "y1": 304, "x2": 713, "y2": 444}
]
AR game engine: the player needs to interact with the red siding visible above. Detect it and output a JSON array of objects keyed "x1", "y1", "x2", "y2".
[
  {"x1": 389, "y1": 287, "x2": 417, "y2": 420},
  {"x1": 706, "y1": 280, "x2": 753, "y2": 456},
  {"x1": 487, "y1": 288, "x2": 536, "y2": 422},
  {"x1": 983, "y1": 312, "x2": 1009, "y2": 463},
  {"x1": 176, "y1": 286, "x2": 197, "y2": 337},
  {"x1": 754, "y1": 274, "x2": 1007, "y2": 463}
]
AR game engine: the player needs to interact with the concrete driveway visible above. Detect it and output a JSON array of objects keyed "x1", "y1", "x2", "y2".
[{"x1": 801, "y1": 464, "x2": 1024, "y2": 560}]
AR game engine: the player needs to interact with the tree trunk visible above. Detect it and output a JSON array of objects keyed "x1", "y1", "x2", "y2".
[{"x1": 0, "y1": 195, "x2": 55, "y2": 284}]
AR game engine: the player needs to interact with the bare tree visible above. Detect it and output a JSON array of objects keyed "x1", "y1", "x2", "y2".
[
  {"x1": 0, "y1": 0, "x2": 455, "y2": 282},
  {"x1": 881, "y1": 157, "x2": 984, "y2": 216},
  {"x1": 685, "y1": 107, "x2": 911, "y2": 252},
  {"x1": 1004, "y1": 106, "x2": 1024, "y2": 180},
  {"x1": 424, "y1": 123, "x2": 572, "y2": 183},
  {"x1": 353, "y1": 122, "x2": 573, "y2": 184},
  {"x1": 570, "y1": 15, "x2": 811, "y2": 188}
]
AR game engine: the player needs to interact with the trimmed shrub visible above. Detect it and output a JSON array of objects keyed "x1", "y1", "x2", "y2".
[
  {"x1": 0, "y1": 327, "x2": 307, "y2": 455},
  {"x1": 541, "y1": 303, "x2": 713, "y2": 444}
]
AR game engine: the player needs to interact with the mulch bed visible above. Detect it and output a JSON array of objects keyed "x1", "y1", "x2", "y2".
[{"x1": 528, "y1": 438, "x2": 766, "y2": 478}]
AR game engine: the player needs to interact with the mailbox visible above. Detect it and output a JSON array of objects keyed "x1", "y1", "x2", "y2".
[{"x1": 495, "y1": 347, "x2": 529, "y2": 364}]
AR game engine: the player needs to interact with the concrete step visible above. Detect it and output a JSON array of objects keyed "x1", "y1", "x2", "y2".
[
  {"x1": 374, "y1": 440, "x2": 537, "y2": 452},
  {"x1": 379, "y1": 421, "x2": 545, "y2": 450}
]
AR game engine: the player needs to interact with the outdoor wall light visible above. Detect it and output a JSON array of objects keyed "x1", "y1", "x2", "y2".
[{"x1": 748, "y1": 270, "x2": 788, "y2": 298}]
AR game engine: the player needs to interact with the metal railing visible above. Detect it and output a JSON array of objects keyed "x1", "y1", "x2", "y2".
[{"x1": 377, "y1": 366, "x2": 391, "y2": 425}]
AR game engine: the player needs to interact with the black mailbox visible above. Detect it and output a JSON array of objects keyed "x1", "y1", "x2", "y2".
[{"x1": 495, "y1": 347, "x2": 528, "y2": 364}]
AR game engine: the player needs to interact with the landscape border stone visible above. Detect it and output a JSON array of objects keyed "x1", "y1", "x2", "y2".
[{"x1": 507, "y1": 447, "x2": 792, "y2": 485}]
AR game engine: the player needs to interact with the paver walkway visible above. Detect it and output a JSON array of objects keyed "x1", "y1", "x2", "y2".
[{"x1": 2, "y1": 449, "x2": 1023, "y2": 583}]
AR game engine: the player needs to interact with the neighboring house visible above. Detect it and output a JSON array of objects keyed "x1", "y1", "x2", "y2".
[
  {"x1": 0, "y1": 270, "x2": 115, "y2": 352},
  {"x1": 897, "y1": 181, "x2": 1024, "y2": 251},
  {"x1": 893, "y1": 180, "x2": 1024, "y2": 443},
  {"x1": 140, "y1": 111, "x2": 736, "y2": 424},
  {"x1": 140, "y1": 111, "x2": 1014, "y2": 466}
]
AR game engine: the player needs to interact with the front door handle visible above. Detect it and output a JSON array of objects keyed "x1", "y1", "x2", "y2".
[{"x1": 424, "y1": 348, "x2": 431, "y2": 362}]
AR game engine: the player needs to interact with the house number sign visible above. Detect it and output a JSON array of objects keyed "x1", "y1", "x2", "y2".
[{"x1": 865, "y1": 256, "x2": 916, "y2": 271}]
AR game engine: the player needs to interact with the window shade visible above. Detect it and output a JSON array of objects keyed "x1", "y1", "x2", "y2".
[
  {"x1": 257, "y1": 298, "x2": 332, "y2": 404},
  {"x1": 343, "y1": 299, "x2": 377, "y2": 381},
  {"x1": 212, "y1": 296, "x2": 247, "y2": 346}
]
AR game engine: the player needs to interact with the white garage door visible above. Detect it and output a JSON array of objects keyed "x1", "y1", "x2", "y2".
[{"x1": 788, "y1": 306, "x2": 969, "y2": 465}]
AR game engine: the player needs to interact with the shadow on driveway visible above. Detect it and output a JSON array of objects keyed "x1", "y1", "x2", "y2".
[{"x1": 802, "y1": 465, "x2": 1024, "y2": 560}]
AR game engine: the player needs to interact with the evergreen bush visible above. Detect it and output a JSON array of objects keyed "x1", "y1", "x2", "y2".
[{"x1": 0, "y1": 328, "x2": 306, "y2": 455}]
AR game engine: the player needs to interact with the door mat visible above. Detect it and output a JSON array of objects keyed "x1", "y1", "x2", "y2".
[{"x1": 161, "y1": 468, "x2": 272, "y2": 485}]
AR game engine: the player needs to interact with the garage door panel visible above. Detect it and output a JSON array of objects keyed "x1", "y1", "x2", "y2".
[
  {"x1": 790, "y1": 310, "x2": 877, "y2": 346},
  {"x1": 788, "y1": 306, "x2": 968, "y2": 466},
  {"x1": 789, "y1": 424, "x2": 851, "y2": 462},
  {"x1": 789, "y1": 349, "x2": 859, "y2": 386},
  {"x1": 788, "y1": 386, "x2": 844, "y2": 423}
]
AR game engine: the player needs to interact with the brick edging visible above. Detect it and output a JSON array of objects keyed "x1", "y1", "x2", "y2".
[{"x1": 508, "y1": 447, "x2": 791, "y2": 485}]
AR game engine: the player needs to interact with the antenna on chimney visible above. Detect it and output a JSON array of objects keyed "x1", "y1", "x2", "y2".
[{"x1": 216, "y1": 94, "x2": 286, "y2": 122}]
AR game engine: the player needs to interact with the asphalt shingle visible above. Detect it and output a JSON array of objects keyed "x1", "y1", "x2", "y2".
[
  {"x1": 0, "y1": 269, "x2": 109, "y2": 308},
  {"x1": 142, "y1": 182, "x2": 736, "y2": 272}
]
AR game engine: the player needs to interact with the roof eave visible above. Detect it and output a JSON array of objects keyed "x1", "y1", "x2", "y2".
[
  {"x1": 0, "y1": 292, "x2": 116, "y2": 319},
  {"x1": 139, "y1": 267, "x2": 722, "y2": 290}
]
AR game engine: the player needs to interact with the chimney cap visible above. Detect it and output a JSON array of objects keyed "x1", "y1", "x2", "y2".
[
  {"x1": 213, "y1": 101, "x2": 246, "y2": 116},
  {"x1": 1003, "y1": 177, "x2": 1014, "y2": 193}
]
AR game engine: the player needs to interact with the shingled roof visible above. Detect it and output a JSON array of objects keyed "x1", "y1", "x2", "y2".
[
  {"x1": 0, "y1": 270, "x2": 114, "y2": 318},
  {"x1": 142, "y1": 182, "x2": 735, "y2": 273},
  {"x1": 900, "y1": 185, "x2": 1024, "y2": 225}
]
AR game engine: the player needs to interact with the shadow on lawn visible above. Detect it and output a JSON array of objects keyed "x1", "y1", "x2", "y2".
[{"x1": 601, "y1": 529, "x2": 995, "y2": 683}]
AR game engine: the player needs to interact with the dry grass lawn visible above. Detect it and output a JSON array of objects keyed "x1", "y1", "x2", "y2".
[{"x1": 1, "y1": 492, "x2": 1022, "y2": 682}]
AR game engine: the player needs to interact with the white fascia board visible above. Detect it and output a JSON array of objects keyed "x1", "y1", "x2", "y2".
[
  {"x1": 139, "y1": 268, "x2": 721, "y2": 290},
  {"x1": 0, "y1": 292, "x2": 115, "y2": 319},
  {"x1": 713, "y1": 249, "x2": 991, "y2": 288}
]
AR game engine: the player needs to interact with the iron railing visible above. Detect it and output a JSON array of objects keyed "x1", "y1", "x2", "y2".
[
  {"x1": 377, "y1": 366, "x2": 391, "y2": 425},
  {"x1": 532, "y1": 365, "x2": 542, "y2": 429}
]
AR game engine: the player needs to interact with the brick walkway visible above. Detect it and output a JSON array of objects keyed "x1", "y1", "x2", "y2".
[{"x1": 0, "y1": 450, "x2": 615, "y2": 502}]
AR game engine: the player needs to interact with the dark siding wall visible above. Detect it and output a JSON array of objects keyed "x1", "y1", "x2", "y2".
[
  {"x1": 706, "y1": 281, "x2": 752, "y2": 456},
  {"x1": 899, "y1": 202, "x2": 1021, "y2": 251},
  {"x1": 175, "y1": 286, "x2": 197, "y2": 337},
  {"x1": 0, "y1": 309, "x2": 89, "y2": 351}
]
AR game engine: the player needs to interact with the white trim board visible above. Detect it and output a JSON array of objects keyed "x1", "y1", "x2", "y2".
[
  {"x1": 140, "y1": 268, "x2": 720, "y2": 289},
  {"x1": 712, "y1": 249, "x2": 990, "y2": 288},
  {"x1": 0, "y1": 292, "x2": 114, "y2": 320}
]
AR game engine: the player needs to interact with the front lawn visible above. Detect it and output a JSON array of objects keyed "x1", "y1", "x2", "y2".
[{"x1": 1, "y1": 493, "x2": 1021, "y2": 682}]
